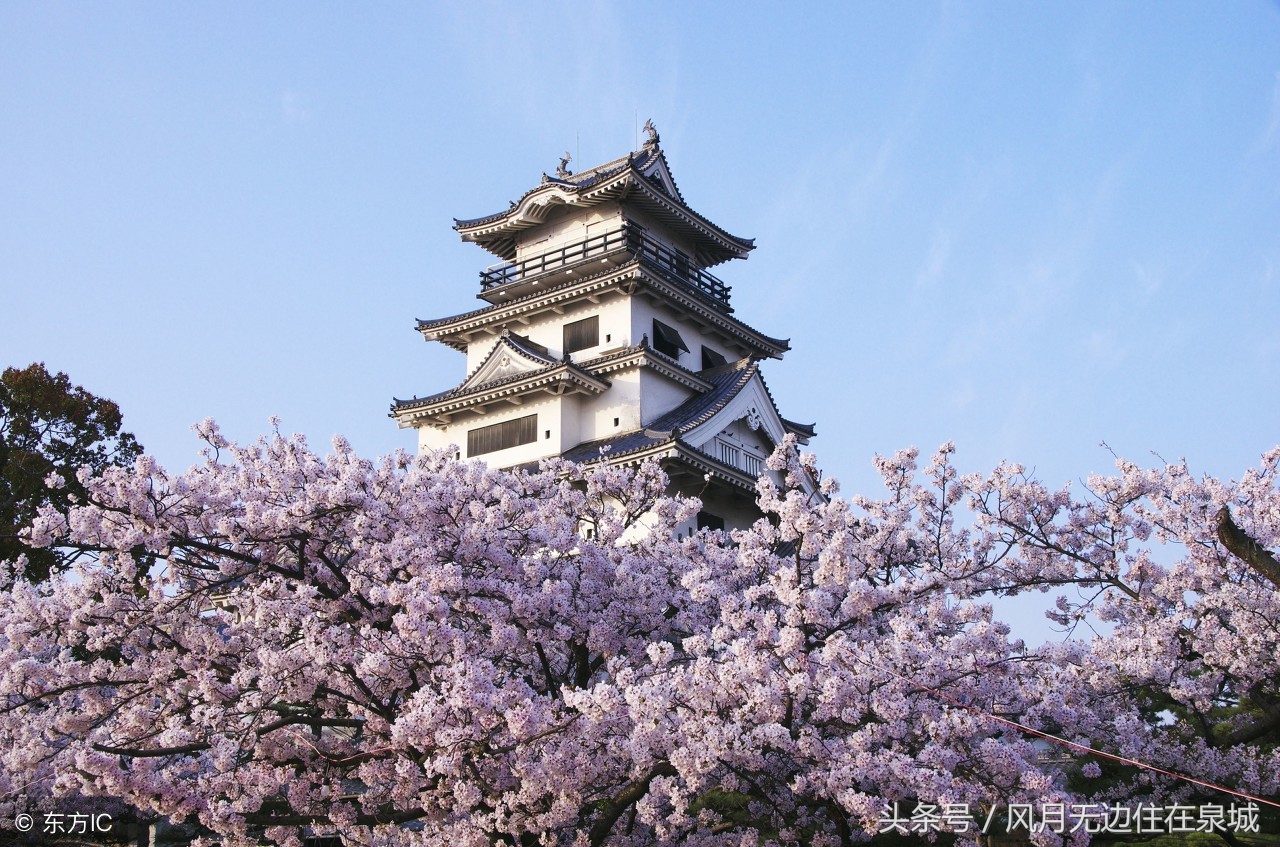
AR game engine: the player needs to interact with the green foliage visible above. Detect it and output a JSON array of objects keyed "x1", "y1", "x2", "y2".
[{"x1": 0, "y1": 363, "x2": 142, "y2": 581}]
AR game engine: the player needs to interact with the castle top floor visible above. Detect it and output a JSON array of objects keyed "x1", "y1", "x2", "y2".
[{"x1": 453, "y1": 124, "x2": 754, "y2": 314}]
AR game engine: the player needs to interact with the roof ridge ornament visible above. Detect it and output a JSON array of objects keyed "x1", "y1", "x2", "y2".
[
  {"x1": 642, "y1": 118, "x2": 659, "y2": 148},
  {"x1": 556, "y1": 151, "x2": 572, "y2": 179}
]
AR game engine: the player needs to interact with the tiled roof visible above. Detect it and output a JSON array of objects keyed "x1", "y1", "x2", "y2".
[
  {"x1": 561, "y1": 358, "x2": 759, "y2": 464},
  {"x1": 453, "y1": 146, "x2": 668, "y2": 229},
  {"x1": 452, "y1": 143, "x2": 753, "y2": 263},
  {"x1": 415, "y1": 269, "x2": 790, "y2": 359},
  {"x1": 782, "y1": 417, "x2": 817, "y2": 439},
  {"x1": 415, "y1": 304, "x2": 493, "y2": 332},
  {"x1": 390, "y1": 333, "x2": 591, "y2": 412},
  {"x1": 752, "y1": 367, "x2": 816, "y2": 441},
  {"x1": 559, "y1": 430, "x2": 674, "y2": 465},
  {"x1": 648, "y1": 358, "x2": 759, "y2": 433}
]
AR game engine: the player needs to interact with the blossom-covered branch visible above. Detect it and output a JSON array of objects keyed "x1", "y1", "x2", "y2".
[{"x1": 0, "y1": 425, "x2": 1276, "y2": 846}]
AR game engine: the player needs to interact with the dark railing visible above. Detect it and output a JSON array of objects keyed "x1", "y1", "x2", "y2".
[{"x1": 479, "y1": 223, "x2": 731, "y2": 309}]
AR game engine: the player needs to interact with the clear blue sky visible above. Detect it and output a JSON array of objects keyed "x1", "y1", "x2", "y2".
[{"x1": 3, "y1": 2, "x2": 1278, "y2": 499}]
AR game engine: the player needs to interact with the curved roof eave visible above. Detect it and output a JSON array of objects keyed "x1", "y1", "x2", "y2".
[
  {"x1": 389, "y1": 359, "x2": 608, "y2": 417},
  {"x1": 453, "y1": 149, "x2": 754, "y2": 263}
]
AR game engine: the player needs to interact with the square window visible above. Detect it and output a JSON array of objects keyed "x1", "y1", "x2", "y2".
[{"x1": 563, "y1": 315, "x2": 599, "y2": 355}]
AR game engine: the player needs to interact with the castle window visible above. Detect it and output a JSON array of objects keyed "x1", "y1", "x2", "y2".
[
  {"x1": 563, "y1": 315, "x2": 599, "y2": 355},
  {"x1": 652, "y1": 319, "x2": 689, "y2": 359},
  {"x1": 701, "y1": 345, "x2": 727, "y2": 370},
  {"x1": 467, "y1": 414, "x2": 537, "y2": 457},
  {"x1": 696, "y1": 511, "x2": 725, "y2": 531}
]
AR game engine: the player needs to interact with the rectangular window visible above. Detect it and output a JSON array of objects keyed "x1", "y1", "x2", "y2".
[
  {"x1": 563, "y1": 315, "x2": 599, "y2": 354},
  {"x1": 696, "y1": 511, "x2": 725, "y2": 531},
  {"x1": 652, "y1": 319, "x2": 689, "y2": 359},
  {"x1": 701, "y1": 345, "x2": 728, "y2": 370},
  {"x1": 467, "y1": 414, "x2": 537, "y2": 457}
]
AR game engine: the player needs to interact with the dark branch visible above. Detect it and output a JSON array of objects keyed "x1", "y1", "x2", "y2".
[
  {"x1": 588, "y1": 763, "x2": 676, "y2": 847},
  {"x1": 1216, "y1": 506, "x2": 1280, "y2": 589},
  {"x1": 91, "y1": 741, "x2": 210, "y2": 758}
]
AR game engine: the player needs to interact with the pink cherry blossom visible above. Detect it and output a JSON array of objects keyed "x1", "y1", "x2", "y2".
[{"x1": 0, "y1": 424, "x2": 1275, "y2": 846}]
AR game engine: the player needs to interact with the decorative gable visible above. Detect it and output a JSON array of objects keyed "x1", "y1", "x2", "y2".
[
  {"x1": 459, "y1": 332, "x2": 556, "y2": 392},
  {"x1": 682, "y1": 375, "x2": 790, "y2": 455},
  {"x1": 639, "y1": 153, "x2": 683, "y2": 202}
]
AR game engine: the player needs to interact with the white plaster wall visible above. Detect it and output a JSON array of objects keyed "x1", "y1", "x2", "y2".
[
  {"x1": 417, "y1": 424, "x2": 457, "y2": 456},
  {"x1": 515, "y1": 204, "x2": 621, "y2": 262},
  {"x1": 558, "y1": 393, "x2": 582, "y2": 454},
  {"x1": 638, "y1": 369, "x2": 696, "y2": 427},
  {"x1": 582, "y1": 368, "x2": 640, "y2": 443},
  {"x1": 415, "y1": 394, "x2": 566, "y2": 467},
  {"x1": 462, "y1": 296, "x2": 631, "y2": 374},
  {"x1": 463, "y1": 332, "x2": 503, "y2": 375},
  {"x1": 671, "y1": 483, "x2": 762, "y2": 537},
  {"x1": 630, "y1": 297, "x2": 732, "y2": 371},
  {"x1": 565, "y1": 298, "x2": 631, "y2": 362}
]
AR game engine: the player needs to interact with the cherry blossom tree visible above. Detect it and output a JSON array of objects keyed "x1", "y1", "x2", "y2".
[
  {"x1": 965, "y1": 447, "x2": 1280, "y2": 828},
  {"x1": 0, "y1": 422, "x2": 1276, "y2": 846}
]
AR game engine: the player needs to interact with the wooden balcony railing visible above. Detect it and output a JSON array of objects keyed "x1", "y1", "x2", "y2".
[
  {"x1": 717, "y1": 439, "x2": 765, "y2": 478},
  {"x1": 479, "y1": 223, "x2": 732, "y2": 309}
]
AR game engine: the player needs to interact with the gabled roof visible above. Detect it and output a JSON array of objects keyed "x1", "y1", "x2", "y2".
[
  {"x1": 453, "y1": 140, "x2": 754, "y2": 268},
  {"x1": 561, "y1": 358, "x2": 767, "y2": 462},
  {"x1": 389, "y1": 334, "x2": 608, "y2": 426},
  {"x1": 453, "y1": 331, "x2": 557, "y2": 392},
  {"x1": 561, "y1": 357, "x2": 815, "y2": 484},
  {"x1": 391, "y1": 337, "x2": 719, "y2": 431},
  {"x1": 647, "y1": 358, "x2": 762, "y2": 435}
]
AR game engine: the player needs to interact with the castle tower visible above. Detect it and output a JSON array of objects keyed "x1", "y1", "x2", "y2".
[{"x1": 391, "y1": 124, "x2": 815, "y2": 531}]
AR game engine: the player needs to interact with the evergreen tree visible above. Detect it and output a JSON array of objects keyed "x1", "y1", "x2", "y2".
[{"x1": 0, "y1": 363, "x2": 142, "y2": 582}]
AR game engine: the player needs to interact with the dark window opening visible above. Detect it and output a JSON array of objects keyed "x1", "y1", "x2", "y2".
[
  {"x1": 467, "y1": 414, "x2": 537, "y2": 457},
  {"x1": 701, "y1": 345, "x2": 728, "y2": 370},
  {"x1": 696, "y1": 511, "x2": 725, "y2": 531},
  {"x1": 613, "y1": 417, "x2": 620, "y2": 427},
  {"x1": 545, "y1": 430, "x2": 551, "y2": 439},
  {"x1": 652, "y1": 319, "x2": 689, "y2": 359},
  {"x1": 563, "y1": 315, "x2": 599, "y2": 355}
]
